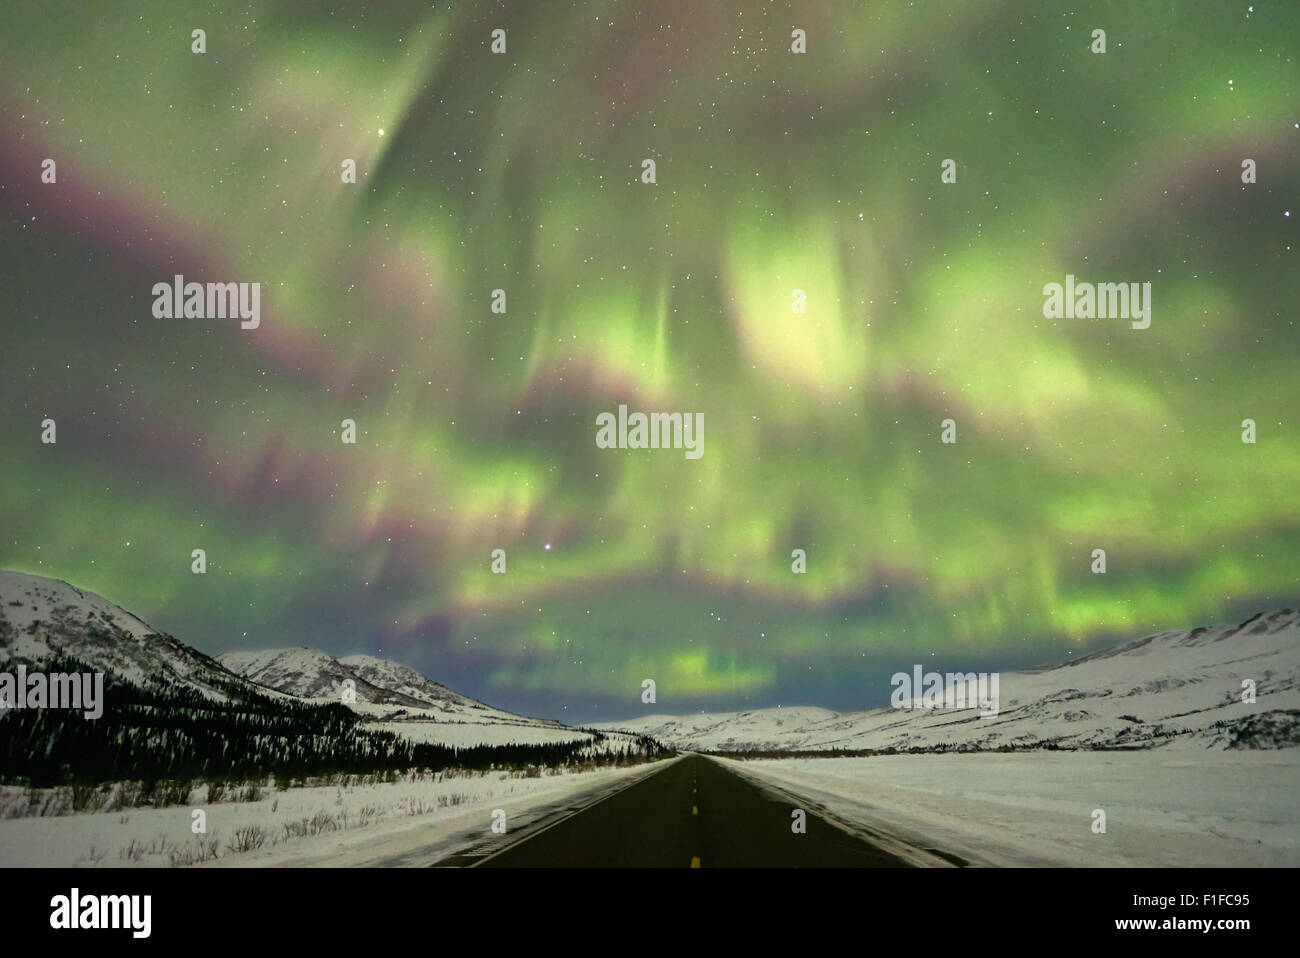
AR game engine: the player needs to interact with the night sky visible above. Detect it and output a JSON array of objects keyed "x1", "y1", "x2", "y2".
[{"x1": 1, "y1": 1, "x2": 1297, "y2": 723}]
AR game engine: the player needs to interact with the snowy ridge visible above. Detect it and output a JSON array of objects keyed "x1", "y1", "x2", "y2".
[
  {"x1": 597, "y1": 609, "x2": 1300, "y2": 752},
  {"x1": 342, "y1": 653, "x2": 541, "y2": 722},
  {"x1": 218, "y1": 647, "x2": 564, "y2": 728},
  {"x1": 0, "y1": 570, "x2": 576, "y2": 746},
  {"x1": 0, "y1": 571, "x2": 262, "y2": 700},
  {"x1": 218, "y1": 647, "x2": 426, "y2": 708}
]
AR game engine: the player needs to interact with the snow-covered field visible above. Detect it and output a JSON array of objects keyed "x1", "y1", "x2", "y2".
[
  {"x1": 718, "y1": 750, "x2": 1300, "y2": 867},
  {"x1": 0, "y1": 760, "x2": 673, "y2": 868}
]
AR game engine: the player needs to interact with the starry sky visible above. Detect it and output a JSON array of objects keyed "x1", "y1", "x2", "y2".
[{"x1": 1, "y1": 1, "x2": 1297, "y2": 723}]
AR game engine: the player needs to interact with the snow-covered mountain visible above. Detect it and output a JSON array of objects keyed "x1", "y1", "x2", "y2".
[
  {"x1": 597, "y1": 609, "x2": 1300, "y2": 752},
  {"x1": 0, "y1": 571, "x2": 567, "y2": 740},
  {"x1": 0, "y1": 570, "x2": 259, "y2": 700},
  {"x1": 217, "y1": 647, "x2": 562, "y2": 728},
  {"x1": 218, "y1": 647, "x2": 418, "y2": 707}
]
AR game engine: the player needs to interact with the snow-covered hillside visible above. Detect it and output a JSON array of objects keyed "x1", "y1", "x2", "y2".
[
  {"x1": 218, "y1": 648, "x2": 541, "y2": 723},
  {"x1": 597, "y1": 609, "x2": 1300, "y2": 752},
  {"x1": 0, "y1": 570, "x2": 581, "y2": 748},
  {"x1": 0, "y1": 571, "x2": 259, "y2": 700},
  {"x1": 218, "y1": 646, "x2": 586, "y2": 747}
]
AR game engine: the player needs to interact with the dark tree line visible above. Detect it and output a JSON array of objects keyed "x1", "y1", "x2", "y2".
[{"x1": 0, "y1": 655, "x2": 674, "y2": 788}]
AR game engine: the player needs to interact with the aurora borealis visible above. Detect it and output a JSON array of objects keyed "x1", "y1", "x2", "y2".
[{"x1": 1, "y1": 1, "x2": 1297, "y2": 722}]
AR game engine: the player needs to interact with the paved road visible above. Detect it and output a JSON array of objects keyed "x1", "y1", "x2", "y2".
[{"x1": 473, "y1": 754, "x2": 913, "y2": 868}]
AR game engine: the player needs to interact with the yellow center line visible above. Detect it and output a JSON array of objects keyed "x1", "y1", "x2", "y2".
[
  {"x1": 692, "y1": 805, "x2": 698, "y2": 815},
  {"x1": 690, "y1": 856, "x2": 701, "y2": 868}
]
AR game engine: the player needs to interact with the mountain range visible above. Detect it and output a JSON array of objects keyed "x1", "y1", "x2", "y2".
[
  {"x1": 0, "y1": 570, "x2": 562, "y2": 738},
  {"x1": 5, "y1": 569, "x2": 1296, "y2": 755},
  {"x1": 595, "y1": 609, "x2": 1300, "y2": 752}
]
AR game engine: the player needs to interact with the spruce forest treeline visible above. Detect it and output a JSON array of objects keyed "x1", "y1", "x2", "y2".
[{"x1": 0, "y1": 655, "x2": 674, "y2": 788}]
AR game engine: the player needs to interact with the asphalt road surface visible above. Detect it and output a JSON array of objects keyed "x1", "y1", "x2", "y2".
[{"x1": 474, "y1": 754, "x2": 914, "y2": 868}]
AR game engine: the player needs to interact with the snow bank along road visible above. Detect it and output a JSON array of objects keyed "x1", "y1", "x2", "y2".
[{"x1": 440, "y1": 754, "x2": 961, "y2": 868}]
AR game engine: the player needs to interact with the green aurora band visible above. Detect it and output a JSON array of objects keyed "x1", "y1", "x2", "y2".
[{"x1": 1, "y1": 0, "x2": 1297, "y2": 719}]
